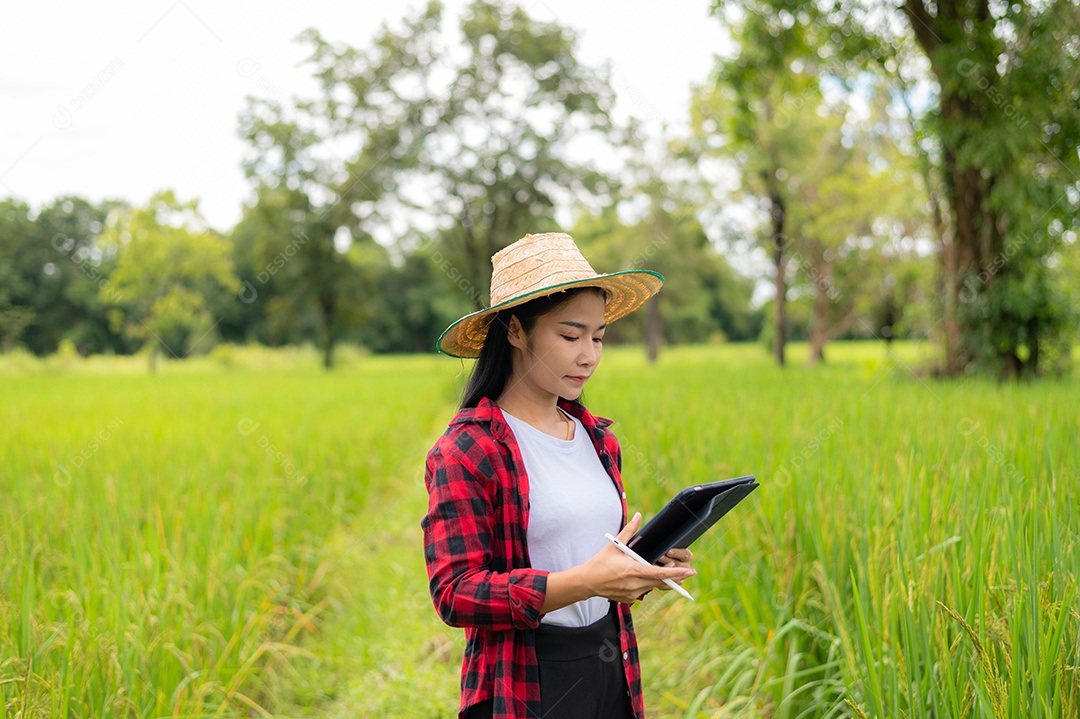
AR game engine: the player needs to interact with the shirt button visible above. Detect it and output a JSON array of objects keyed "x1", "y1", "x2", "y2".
[{"x1": 622, "y1": 651, "x2": 629, "y2": 660}]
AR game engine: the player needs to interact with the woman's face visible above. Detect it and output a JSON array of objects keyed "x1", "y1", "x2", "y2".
[{"x1": 507, "y1": 290, "x2": 607, "y2": 401}]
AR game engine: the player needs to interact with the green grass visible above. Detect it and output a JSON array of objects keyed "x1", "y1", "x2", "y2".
[{"x1": 1, "y1": 341, "x2": 1077, "y2": 718}]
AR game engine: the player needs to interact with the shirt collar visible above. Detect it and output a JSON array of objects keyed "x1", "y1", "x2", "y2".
[{"x1": 448, "y1": 395, "x2": 614, "y2": 434}]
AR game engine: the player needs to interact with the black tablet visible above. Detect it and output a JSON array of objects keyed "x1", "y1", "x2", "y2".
[{"x1": 626, "y1": 475, "x2": 758, "y2": 565}]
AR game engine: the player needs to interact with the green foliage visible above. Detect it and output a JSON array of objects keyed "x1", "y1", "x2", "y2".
[
  {"x1": 694, "y1": 3, "x2": 937, "y2": 366},
  {"x1": 99, "y1": 191, "x2": 240, "y2": 369},
  {"x1": 355, "y1": 241, "x2": 477, "y2": 354},
  {"x1": 0, "y1": 198, "x2": 37, "y2": 351},
  {"x1": 572, "y1": 206, "x2": 760, "y2": 345},
  {"x1": 0, "y1": 196, "x2": 129, "y2": 356},
  {"x1": 911, "y1": 0, "x2": 1080, "y2": 377},
  {"x1": 710, "y1": 0, "x2": 1080, "y2": 377},
  {"x1": 227, "y1": 186, "x2": 377, "y2": 367},
  {"x1": 267, "y1": 0, "x2": 620, "y2": 309},
  {"x1": 234, "y1": 0, "x2": 623, "y2": 363}
]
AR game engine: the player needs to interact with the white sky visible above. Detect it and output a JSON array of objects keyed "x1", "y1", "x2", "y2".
[{"x1": 1, "y1": 1, "x2": 733, "y2": 233}]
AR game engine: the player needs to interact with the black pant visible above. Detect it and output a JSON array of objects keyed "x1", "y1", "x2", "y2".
[{"x1": 465, "y1": 601, "x2": 634, "y2": 719}]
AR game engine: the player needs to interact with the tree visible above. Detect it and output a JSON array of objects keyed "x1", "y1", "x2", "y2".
[
  {"x1": 574, "y1": 206, "x2": 759, "y2": 352},
  {"x1": 244, "y1": 0, "x2": 622, "y2": 327},
  {"x1": 356, "y1": 236, "x2": 477, "y2": 354},
  {"x1": 0, "y1": 199, "x2": 39, "y2": 352},
  {"x1": 237, "y1": 0, "x2": 417, "y2": 368},
  {"x1": 36, "y1": 196, "x2": 131, "y2": 355},
  {"x1": 689, "y1": 10, "x2": 829, "y2": 367},
  {"x1": 228, "y1": 186, "x2": 373, "y2": 368},
  {"x1": 710, "y1": 0, "x2": 1080, "y2": 377},
  {"x1": 783, "y1": 108, "x2": 870, "y2": 365},
  {"x1": 99, "y1": 191, "x2": 240, "y2": 372},
  {"x1": 785, "y1": 83, "x2": 929, "y2": 363},
  {"x1": 412, "y1": 0, "x2": 620, "y2": 304},
  {"x1": 237, "y1": 3, "x2": 449, "y2": 365},
  {"x1": 901, "y1": 0, "x2": 1079, "y2": 376},
  {"x1": 570, "y1": 130, "x2": 760, "y2": 359},
  {"x1": 0, "y1": 195, "x2": 128, "y2": 355}
]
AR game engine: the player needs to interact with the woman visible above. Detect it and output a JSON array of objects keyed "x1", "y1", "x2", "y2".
[{"x1": 421, "y1": 232, "x2": 695, "y2": 719}]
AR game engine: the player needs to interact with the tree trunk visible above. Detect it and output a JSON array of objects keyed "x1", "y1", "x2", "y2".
[
  {"x1": 320, "y1": 291, "x2": 337, "y2": 370},
  {"x1": 807, "y1": 249, "x2": 831, "y2": 366},
  {"x1": 881, "y1": 299, "x2": 896, "y2": 347},
  {"x1": 941, "y1": 219, "x2": 961, "y2": 375},
  {"x1": 323, "y1": 333, "x2": 335, "y2": 369},
  {"x1": 905, "y1": 0, "x2": 1006, "y2": 377},
  {"x1": 937, "y1": 142, "x2": 964, "y2": 376},
  {"x1": 770, "y1": 189, "x2": 787, "y2": 367},
  {"x1": 809, "y1": 338, "x2": 825, "y2": 365},
  {"x1": 808, "y1": 290, "x2": 828, "y2": 366},
  {"x1": 644, "y1": 294, "x2": 661, "y2": 364},
  {"x1": 943, "y1": 129, "x2": 1005, "y2": 375},
  {"x1": 1027, "y1": 317, "x2": 1039, "y2": 376}
]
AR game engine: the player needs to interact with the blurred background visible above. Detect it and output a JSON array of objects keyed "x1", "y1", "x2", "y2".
[{"x1": 3, "y1": 0, "x2": 1076, "y2": 376}]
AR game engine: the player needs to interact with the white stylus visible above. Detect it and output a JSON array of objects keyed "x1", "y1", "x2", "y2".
[{"x1": 604, "y1": 533, "x2": 695, "y2": 601}]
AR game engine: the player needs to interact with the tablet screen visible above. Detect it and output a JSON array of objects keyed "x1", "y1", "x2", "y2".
[{"x1": 627, "y1": 475, "x2": 757, "y2": 564}]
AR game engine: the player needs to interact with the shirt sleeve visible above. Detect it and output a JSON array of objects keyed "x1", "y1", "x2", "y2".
[{"x1": 421, "y1": 435, "x2": 549, "y2": 631}]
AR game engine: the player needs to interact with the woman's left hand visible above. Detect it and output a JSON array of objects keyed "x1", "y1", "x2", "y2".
[{"x1": 656, "y1": 548, "x2": 693, "y2": 588}]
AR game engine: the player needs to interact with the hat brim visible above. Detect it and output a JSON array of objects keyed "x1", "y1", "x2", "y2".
[{"x1": 436, "y1": 270, "x2": 664, "y2": 358}]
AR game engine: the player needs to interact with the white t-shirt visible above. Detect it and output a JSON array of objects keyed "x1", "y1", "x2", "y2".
[{"x1": 501, "y1": 407, "x2": 623, "y2": 627}]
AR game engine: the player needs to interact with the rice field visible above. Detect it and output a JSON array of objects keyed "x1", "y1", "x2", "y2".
[{"x1": 1, "y1": 341, "x2": 1077, "y2": 718}]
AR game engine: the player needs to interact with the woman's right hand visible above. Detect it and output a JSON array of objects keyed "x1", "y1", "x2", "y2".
[{"x1": 583, "y1": 511, "x2": 697, "y2": 605}]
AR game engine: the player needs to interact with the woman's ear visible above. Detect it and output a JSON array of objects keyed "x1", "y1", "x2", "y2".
[{"x1": 506, "y1": 315, "x2": 527, "y2": 350}]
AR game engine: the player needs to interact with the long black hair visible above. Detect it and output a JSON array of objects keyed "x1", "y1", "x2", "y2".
[{"x1": 460, "y1": 286, "x2": 607, "y2": 409}]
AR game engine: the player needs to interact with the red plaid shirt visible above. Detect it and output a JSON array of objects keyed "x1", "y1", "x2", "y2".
[{"x1": 421, "y1": 395, "x2": 645, "y2": 719}]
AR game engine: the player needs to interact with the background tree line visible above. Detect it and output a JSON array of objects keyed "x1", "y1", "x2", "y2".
[{"x1": 1, "y1": 0, "x2": 1076, "y2": 376}]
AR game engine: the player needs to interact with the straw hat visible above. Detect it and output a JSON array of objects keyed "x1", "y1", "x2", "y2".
[{"x1": 437, "y1": 232, "x2": 663, "y2": 358}]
